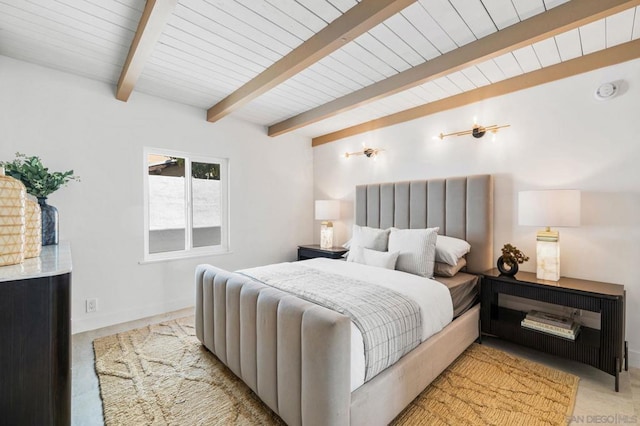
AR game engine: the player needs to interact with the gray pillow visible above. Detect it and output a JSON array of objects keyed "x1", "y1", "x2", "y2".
[
  {"x1": 388, "y1": 227, "x2": 439, "y2": 278},
  {"x1": 434, "y1": 258, "x2": 467, "y2": 277},
  {"x1": 346, "y1": 225, "x2": 390, "y2": 263}
]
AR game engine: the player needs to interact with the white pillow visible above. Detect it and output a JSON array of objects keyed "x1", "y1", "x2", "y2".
[
  {"x1": 388, "y1": 227, "x2": 439, "y2": 278},
  {"x1": 435, "y1": 235, "x2": 471, "y2": 266},
  {"x1": 346, "y1": 225, "x2": 390, "y2": 262},
  {"x1": 349, "y1": 246, "x2": 399, "y2": 270}
]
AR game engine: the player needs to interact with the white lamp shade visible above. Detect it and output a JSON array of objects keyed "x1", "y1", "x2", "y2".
[
  {"x1": 518, "y1": 190, "x2": 581, "y2": 227},
  {"x1": 315, "y1": 200, "x2": 340, "y2": 221}
]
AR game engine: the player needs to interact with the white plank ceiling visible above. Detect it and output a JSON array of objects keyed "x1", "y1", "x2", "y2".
[{"x1": 0, "y1": 0, "x2": 638, "y2": 140}]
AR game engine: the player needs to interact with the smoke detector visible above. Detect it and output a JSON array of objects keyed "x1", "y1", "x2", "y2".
[{"x1": 594, "y1": 82, "x2": 618, "y2": 101}]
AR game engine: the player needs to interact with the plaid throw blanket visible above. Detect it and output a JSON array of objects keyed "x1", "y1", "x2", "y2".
[{"x1": 238, "y1": 263, "x2": 422, "y2": 382}]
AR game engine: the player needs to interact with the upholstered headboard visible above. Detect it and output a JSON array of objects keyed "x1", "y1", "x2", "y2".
[{"x1": 355, "y1": 175, "x2": 493, "y2": 274}]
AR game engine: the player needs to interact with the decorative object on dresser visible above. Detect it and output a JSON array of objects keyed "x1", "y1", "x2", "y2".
[
  {"x1": 24, "y1": 197, "x2": 42, "y2": 258},
  {"x1": 297, "y1": 244, "x2": 347, "y2": 261},
  {"x1": 0, "y1": 242, "x2": 72, "y2": 425},
  {"x1": 518, "y1": 189, "x2": 581, "y2": 281},
  {"x1": 37, "y1": 197, "x2": 59, "y2": 245},
  {"x1": 496, "y1": 243, "x2": 529, "y2": 276},
  {"x1": 481, "y1": 269, "x2": 627, "y2": 391},
  {"x1": 1, "y1": 153, "x2": 79, "y2": 246},
  {"x1": 314, "y1": 199, "x2": 340, "y2": 249},
  {"x1": 0, "y1": 166, "x2": 26, "y2": 266}
]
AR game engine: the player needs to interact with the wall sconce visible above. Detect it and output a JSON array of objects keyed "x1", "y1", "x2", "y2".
[
  {"x1": 437, "y1": 123, "x2": 510, "y2": 140},
  {"x1": 344, "y1": 147, "x2": 384, "y2": 159}
]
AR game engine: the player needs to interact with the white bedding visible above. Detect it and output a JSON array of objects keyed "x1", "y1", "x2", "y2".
[{"x1": 298, "y1": 258, "x2": 454, "y2": 391}]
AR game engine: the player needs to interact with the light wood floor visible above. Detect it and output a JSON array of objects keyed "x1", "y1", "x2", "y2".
[{"x1": 72, "y1": 308, "x2": 639, "y2": 425}]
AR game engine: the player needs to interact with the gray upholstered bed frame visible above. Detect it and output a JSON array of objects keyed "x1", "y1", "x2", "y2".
[{"x1": 195, "y1": 174, "x2": 493, "y2": 425}]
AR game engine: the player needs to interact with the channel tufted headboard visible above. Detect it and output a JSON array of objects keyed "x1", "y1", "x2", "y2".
[{"x1": 355, "y1": 174, "x2": 493, "y2": 274}]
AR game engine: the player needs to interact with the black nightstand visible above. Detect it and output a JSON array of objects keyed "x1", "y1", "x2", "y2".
[
  {"x1": 297, "y1": 245, "x2": 348, "y2": 261},
  {"x1": 481, "y1": 269, "x2": 627, "y2": 391}
]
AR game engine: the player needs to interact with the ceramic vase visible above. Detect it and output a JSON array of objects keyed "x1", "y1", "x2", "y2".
[
  {"x1": 0, "y1": 167, "x2": 26, "y2": 265},
  {"x1": 497, "y1": 256, "x2": 518, "y2": 276},
  {"x1": 24, "y1": 198, "x2": 42, "y2": 258}
]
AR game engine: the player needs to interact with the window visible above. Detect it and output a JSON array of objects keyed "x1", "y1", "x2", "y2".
[{"x1": 144, "y1": 148, "x2": 229, "y2": 261}]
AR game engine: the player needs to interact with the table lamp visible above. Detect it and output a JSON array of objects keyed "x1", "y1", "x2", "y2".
[
  {"x1": 518, "y1": 190, "x2": 581, "y2": 281},
  {"x1": 315, "y1": 200, "x2": 340, "y2": 249}
]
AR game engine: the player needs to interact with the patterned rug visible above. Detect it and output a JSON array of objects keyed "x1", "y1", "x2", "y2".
[{"x1": 94, "y1": 317, "x2": 578, "y2": 425}]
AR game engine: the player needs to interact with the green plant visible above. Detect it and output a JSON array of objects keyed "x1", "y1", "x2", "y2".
[
  {"x1": 501, "y1": 243, "x2": 529, "y2": 266},
  {"x1": 1, "y1": 152, "x2": 79, "y2": 198}
]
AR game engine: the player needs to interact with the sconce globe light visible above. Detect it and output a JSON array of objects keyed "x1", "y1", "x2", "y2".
[
  {"x1": 518, "y1": 190, "x2": 581, "y2": 281},
  {"x1": 315, "y1": 200, "x2": 340, "y2": 249}
]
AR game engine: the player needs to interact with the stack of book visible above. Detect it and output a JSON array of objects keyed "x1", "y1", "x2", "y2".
[{"x1": 521, "y1": 310, "x2": 581, "y2": 340}]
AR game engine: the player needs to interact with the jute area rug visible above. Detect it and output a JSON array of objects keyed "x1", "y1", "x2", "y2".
[{"x1": 94, "y1": 317, "x2": 578, "y2": 425}]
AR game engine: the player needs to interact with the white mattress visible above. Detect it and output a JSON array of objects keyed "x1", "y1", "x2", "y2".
[{"x1": 298, "y1": 258, "x2": 454, "y2": 391}]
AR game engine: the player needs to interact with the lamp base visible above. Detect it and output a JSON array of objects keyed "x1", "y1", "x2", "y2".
[
  {"x1": 320, "y1": 222, "x2": 333, "y2": 249},
  {"x1": 536, "y1": 239, "x2": 560, "y2": 281}
]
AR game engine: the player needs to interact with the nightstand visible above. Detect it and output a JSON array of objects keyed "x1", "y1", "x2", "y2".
[
  {"x1": 297, "y1": 245, "x2": 348, "y2": 261},
  {"x1": 481, "y1": 269, "x2": 627, "y2": 391}
]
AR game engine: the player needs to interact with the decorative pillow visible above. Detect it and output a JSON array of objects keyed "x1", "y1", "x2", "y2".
[
  {"x1": 388, "y1": 227, "x2": 439, "y2": 278},
  {"x1": 434, "y1": 258, "x2": 467, "y2": 277},
  {"x1": 349, "y1": 246, "x2": 399, "y2": 270},
  {"x1": 435, "y1": 235, "x2": 471, "y2": 266},
  {"x1": 346, "y1": 225, "x2": 390, "y2": 262}
]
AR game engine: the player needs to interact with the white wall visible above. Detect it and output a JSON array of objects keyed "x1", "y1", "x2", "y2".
[
  {"x1": 313, "y1": 58, "x2": 640, "y2": 367},
  {"x1": 0, "y1": 56, "x2": 314, "y2": 333}
]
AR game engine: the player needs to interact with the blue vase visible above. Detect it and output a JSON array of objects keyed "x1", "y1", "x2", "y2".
[{"x1": 37, "y1": 197, "x2": 59, "y2": 246}]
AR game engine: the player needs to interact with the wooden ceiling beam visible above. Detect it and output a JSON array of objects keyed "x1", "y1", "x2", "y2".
[
  {"x1": 116, "y1": 0, "x2": 177, "y2": 102},
  {"x1": 206, "y1": 0, "x2": 417, "y2": 123},
  {"x1": 311, "y1": 38, "x2": 640, "y2": 146},
  {"x1": 271, "y1": 0, "x2": 640, "y2": 137}
]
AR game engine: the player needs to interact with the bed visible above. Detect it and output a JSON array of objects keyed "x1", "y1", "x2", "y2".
[{"x1": 195, "y1": 174, "x2": 493, "y2": 425}]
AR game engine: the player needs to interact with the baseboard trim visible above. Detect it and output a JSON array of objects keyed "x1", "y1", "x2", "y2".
[
  {"x1": 628, "y1": 347, "x2": 640, "y2": 369},
  {"x1": 71, "y1": 298, "x2": 194, "y2": 334}
]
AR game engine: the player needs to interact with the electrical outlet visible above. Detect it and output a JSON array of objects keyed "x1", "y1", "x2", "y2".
[{"x1": 86, "y1": 298, "x2": 98, "y2": 313}]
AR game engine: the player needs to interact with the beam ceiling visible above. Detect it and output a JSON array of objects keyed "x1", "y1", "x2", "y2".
[
  {"x1": 205, "y1": 0, "x2": 418, "y2": 123},
  {"x1": 116, "y1": 0, "x2": 178, "y2": 102},
  {"x1": 311, "y1": 38, "x2": 640, "y2": 146},
  {"x1": 270, "y1": 0, "x2": 640, "y2": 138}
]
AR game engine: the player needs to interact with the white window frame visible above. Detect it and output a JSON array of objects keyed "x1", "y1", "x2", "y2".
[{"x1": 143, "y1": 147, "x2": 230, "y2": 262}]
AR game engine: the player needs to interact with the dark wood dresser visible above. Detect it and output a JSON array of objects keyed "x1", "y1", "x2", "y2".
[
  {"x1": 481, "y1": 269, "x2": 627, "y2": 391},
  {"x1": 0, "y1": 243, "x2": 72, "y2": 425}
]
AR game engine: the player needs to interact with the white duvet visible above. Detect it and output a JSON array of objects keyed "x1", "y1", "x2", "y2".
[{"x1": 298, "y1": 258, "x2": 454, "y2": 391}]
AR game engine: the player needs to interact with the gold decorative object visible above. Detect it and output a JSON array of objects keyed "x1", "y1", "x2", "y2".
[
  {"x1": 0, "y1": 166, "x2": 26, "y2": 266},
  {"x1": 24, "y1": 198, "x2": 42, "y2": 259}
]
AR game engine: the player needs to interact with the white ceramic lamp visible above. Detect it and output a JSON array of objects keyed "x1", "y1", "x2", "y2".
[
  {"x1": 315, "y1": 200, "x2": 340, "y2": 249},
  {"x1": 518, "y1": 190, "x2": 581, "y2": 281}
]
